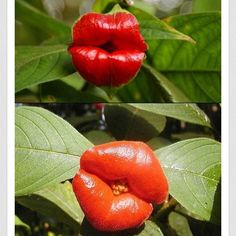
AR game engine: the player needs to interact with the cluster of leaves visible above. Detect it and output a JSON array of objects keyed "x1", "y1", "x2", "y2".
[
  {"x1": 15, "y1": 104, "x2": 221, "y2": 235},
  {"x1": 15, "y1": 0, "x2": 221, "y2": 102}
]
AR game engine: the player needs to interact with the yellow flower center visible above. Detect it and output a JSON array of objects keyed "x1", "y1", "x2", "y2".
[{"x1": 110, "y1": 180, "x2": 128, "y2": 196}]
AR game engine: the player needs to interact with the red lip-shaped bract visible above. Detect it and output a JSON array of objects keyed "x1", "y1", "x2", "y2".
[
  {"x1": 68, "y1": 12, "x2": 148, "y2": 87},
  {"x1": 72, "y1": 141, "x2": 169, "y2": 232}
]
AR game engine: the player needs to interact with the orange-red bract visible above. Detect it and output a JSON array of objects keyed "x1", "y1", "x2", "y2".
[
  {"x1": 72, "y1": 141, "x2": 168, "y2": 232},
  {"x1": 68, "y1": 12, "x2": 147, "y2": 87}
]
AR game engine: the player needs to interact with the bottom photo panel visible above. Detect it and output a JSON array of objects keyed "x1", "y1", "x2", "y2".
[{"x1": 15, "y1": 103, "x2": 221, "y2": 236}]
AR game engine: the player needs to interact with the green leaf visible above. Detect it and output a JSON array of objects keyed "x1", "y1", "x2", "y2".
[
  {"x1": 168, "y1": 212, "x2": 193, "y2": 236},
  {"x1": 16, "y1": 0, "x2": 71, "y2": 38},
  {"x1": 144, "y1": 64, "x2": 190, "y2": 102},
  {"x1": 192, "y1": 0, "x2": 221, "y2": 12},
  {"x1": 156, "y1": 138, "x2": 221, "y2": 224},
  {"x1": 15, "y1": 45, "x2": 74, "y2": 92},
  {"x1": 128, "y1": 6, "x2": 195, "y2": 43},
  {"x1": 41, "y1": 35, "x2": 73, "y2": 45},
  {"x1": 15, "y1": 215, "x2": 31, "y2": 231},
  {"x1": 60, "y1": 72, "x2": 85, "y2": 91},
  {"x1": 104, "y1": 104, "x2": 166, "y2": 141},
  {"x1": 129, "y1": 103, "x2": 211, "y2": 127},
  {"x1": 117, "y1": 64, "x2": 189, "y2": 102},
  {"x1": 92, "y1": 0, "x2": 120, "y2": 13},
  {"x1": 16, "y1": 181, "x2": 84, "y2": 232},
  {"x1": 164, "y1": 72, "x2": 221, "y2": 102},
  {"x1": 15, "y1": 106, "x2": 93, "y2": 196},
  {"x1": 149, "y1": 13, "x2": 221, "y2": 71},
  {"x1": 138, "y1": 221, "x2": 163, "y2": 235},
  {"x1": 147, "y1": 13, "x2": 221, "y2": 102}
]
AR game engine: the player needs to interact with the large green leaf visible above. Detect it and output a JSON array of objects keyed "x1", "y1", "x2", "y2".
[
  {"x1": 147, "y1": 13, "x2": 221, "y2": 102},
  {"x1": 149, "y1": 13, "x2": 221, "y2": 72},
  {"x1": 15, "y1": 106, "x2": 93, "y2": 196},
  {"x1": 104, "y1": 104, "x2": 166, "y2": 141},
  {"x1": 156, "y1": 138, "x2": 221, "y2": 224},
  {"x1": 117, "y1": 64, "x2": 189, "y2": 102},
  {"x1": 16, "y1": 0, "x2": 71, "y2": 38},
  {"x1": 16, "y1": 181, "x2": 84, "y2": 232},
  {"x1": 15, "y1": 45, "x2": 74, "y2": 92},
  {"x1": 164, "y1": 72, "x2": 221, "y2": 102},
  {"x1": 129, "y1": 103, "x2": 211, "y2": 127}
]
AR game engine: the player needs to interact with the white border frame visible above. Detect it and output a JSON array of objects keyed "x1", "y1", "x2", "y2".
[
  {"x1": 0, "y1": 0, "x2": 230, "y2": 235},
  {"x1": 229, "y1": 0, "x2": 235, "y2": 235},
  {"x1": 0, "y1": 0, "x2": 8, "y2": 234},
  {"x1": 6, "y1": 0, "x2": 14, "y2": 235}
]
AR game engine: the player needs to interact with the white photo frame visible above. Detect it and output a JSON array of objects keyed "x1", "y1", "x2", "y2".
[
  {"x1": 0, "y1": 0, "x2": 232, "y2": 235},
  {"x1": 229, "y1": 0, "x2": 236, "y2": 235},
  {"x1": 0, "y1": 0, "x2": 8, "y2": 234},
  {"x1": 0, "y1": 0, "x2": 14, "y2": 235}
]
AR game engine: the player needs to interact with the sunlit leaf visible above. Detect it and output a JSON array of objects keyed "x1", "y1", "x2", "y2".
[
  {"x1": 15, "y1": 106, "x2": 93, "y2": 196},
  {"x1": 156, "y1": 138, "x2": 221, "y2": 224}
]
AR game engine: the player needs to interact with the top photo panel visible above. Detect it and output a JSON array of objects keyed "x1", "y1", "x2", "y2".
[{"x1": 15, "y1": 0, "x2": 221, "y2": 103}]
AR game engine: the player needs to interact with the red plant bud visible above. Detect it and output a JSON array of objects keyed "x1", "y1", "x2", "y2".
[
  {"x1": 68, "y1": 12, "x2": 147, "y2": 87},
  {"x1": 72, "y1": 141, "x2": 169, "y2": 232}
]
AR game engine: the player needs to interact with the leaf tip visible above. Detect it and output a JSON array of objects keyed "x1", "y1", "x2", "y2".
[
  {"x1": 181, "y1": 35, "x2": 196, "y2": 44},
  {"x1": 188, "y1": 37, "x2": 197, "y2": 44}
]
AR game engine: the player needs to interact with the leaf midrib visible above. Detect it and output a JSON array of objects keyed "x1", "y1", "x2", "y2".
[
  {"x1": 16, "y1": 46, "x2": 67, "y2": 70},
  {"x1": 162, "y1": 164, "x2": 220, "y2": 183},
  {"x1": 16, "y1": 146, "x2": 79, "y2": 160}
]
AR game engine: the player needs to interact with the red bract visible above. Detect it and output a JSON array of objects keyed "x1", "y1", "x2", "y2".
[
  {"x1": 68, "y1": 12, "x2": 147, "y2": 87},
  {"x1": 72, "y1": 141, "x2": 169, "y2": 232}
]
